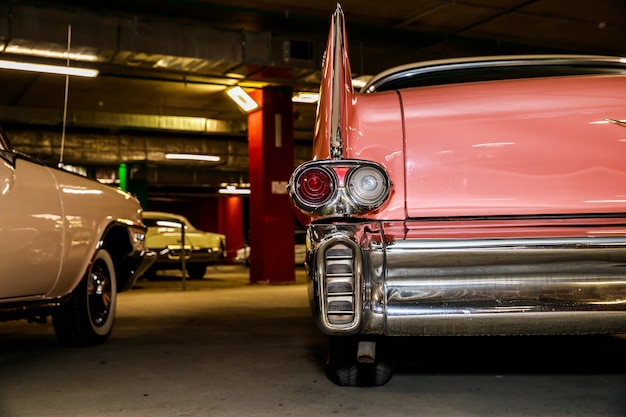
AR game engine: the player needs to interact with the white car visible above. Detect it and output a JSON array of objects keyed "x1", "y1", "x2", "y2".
[
  {"x1": 142, "y1": 211, "x2": 226, "y2": 279},
  {"x1": 0, "y1": 124, "x2": 154, "y2": 347}
]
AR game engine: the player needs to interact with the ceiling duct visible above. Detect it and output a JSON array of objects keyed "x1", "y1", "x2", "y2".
[{"x1": 5, "y1": 126, "x2": 312, "y2": 170}]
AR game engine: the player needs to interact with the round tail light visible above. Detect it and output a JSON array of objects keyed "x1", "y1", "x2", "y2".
[
  {"x1": 297, "y1": 167, "x2": 334, "y2": 205},
  {"x1": 347, "y1": 166, "x2": 389, "y2": 208}
]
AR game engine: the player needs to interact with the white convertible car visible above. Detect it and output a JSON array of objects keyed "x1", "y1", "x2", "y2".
[{"x1": 0, "y1": 125, "x2": 154, "y2": 346}]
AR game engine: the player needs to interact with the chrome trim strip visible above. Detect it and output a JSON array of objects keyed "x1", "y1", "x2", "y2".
[
  {"x1": 364, "y1": 56, "x2": 626, "y2": 93},
  {"x1": 328, "y1": 4, "x2": 348, "y2": 159},
  {"x1": 390, "y1": 236, "x2": 626, "y2": 250},
  {"x1": 386, "y1": 312, "x2": 626, "y2": 336},
  {"x1": 606, "y1": 118, "x2": 626, "y2": 128}
]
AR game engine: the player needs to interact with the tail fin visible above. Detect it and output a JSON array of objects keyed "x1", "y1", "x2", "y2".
[{"x1": 313, "y1": 4, "x2": 354, "y2": 160}]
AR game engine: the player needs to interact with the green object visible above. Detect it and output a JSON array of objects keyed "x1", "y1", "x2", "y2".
[{"x1": 118, "y1": 163, "x2": 127, "y2": 191}]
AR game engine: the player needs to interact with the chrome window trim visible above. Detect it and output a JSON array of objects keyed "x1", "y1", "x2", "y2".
[{"x1": 363, "y1": 55, "x2": 626, "y2": 93}]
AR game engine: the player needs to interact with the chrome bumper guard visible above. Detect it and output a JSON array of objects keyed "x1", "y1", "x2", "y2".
[{"x1": 306, "y1": 221, "x2": 626, "y2": 336}]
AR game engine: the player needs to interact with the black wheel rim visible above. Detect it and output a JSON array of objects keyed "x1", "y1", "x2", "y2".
[{"x1": 87, "y1": 258, "x2": 112, "y2": 327}]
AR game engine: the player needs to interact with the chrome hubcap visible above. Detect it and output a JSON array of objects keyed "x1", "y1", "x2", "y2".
[{"x1": 87, "y1": 259, "x2": 112, "y2": 327}]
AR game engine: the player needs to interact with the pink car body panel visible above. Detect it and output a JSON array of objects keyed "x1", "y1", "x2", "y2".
[
  {"x1": 313, "y1": 73, "x2": 626, "y2": 223},
  {"x1": 400, "y1": 75, "x2": 626, "y2": 219}
]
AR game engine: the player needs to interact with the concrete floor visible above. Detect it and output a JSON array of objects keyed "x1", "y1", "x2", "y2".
[{"x1": 1, "y1": 265, "x2": 625, "y2": 417}]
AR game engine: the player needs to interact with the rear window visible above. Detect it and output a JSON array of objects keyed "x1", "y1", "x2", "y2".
[{"x1": 368, "y1": 62, "x2": 626, "y2": 92}]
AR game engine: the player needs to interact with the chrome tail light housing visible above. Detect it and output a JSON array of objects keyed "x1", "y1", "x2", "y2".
[
  {"x1": 288, "y1": 160, "x2": 392, "y2": 218},
  {"x1": 320, "y1": 240, "x2": 361, "y2": 331}
]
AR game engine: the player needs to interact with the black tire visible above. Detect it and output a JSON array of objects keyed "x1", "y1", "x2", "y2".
[
  {"x1": 186, "y1": 264, "x2": 207, "y2": 280},
  {"x1": 53, "y1": 248, "x2": 117, "y2": 347},
  {"x1": 326, "y1": 335, "x2": 393, "y2": 387}
]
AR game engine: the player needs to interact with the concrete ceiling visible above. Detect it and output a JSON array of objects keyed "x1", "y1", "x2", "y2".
[{"x1": 1, "y1": 0, "x2": 626, "y2": 197}]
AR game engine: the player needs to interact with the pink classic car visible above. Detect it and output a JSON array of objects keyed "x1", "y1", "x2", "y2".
[
  {"x1": 0, "y1": 125, "x2": 154, "y2": 346},
  {"x1": 288, "y1": 5, "x2": 626, "y2": 386}
]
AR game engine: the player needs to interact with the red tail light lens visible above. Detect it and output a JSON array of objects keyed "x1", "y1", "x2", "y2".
[{"x1": 297, "y1": 167, "x2": 334, "y2": 204}]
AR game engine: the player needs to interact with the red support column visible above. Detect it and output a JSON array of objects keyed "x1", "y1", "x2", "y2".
[
  {"x1": 247, "y1": 86, "x2": 295, "y2": 283},
  {"x1": 218, "y1": 196, "x2": 245, "y2": 263}
]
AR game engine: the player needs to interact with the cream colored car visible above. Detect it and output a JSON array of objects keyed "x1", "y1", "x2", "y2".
[
  {"x1": 142, "y1": 211, "x2": 226, "y2": 280},
  {"x1": 0, "y1": 125, "x2": 154, "y2": 346}
]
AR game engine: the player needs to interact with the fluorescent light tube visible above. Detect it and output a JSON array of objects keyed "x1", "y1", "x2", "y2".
[
  {"x1": 165, "y1": 153, "x2": 221, "y2": 162},
  {"x1": 227, "y1": 86, "x2": 259, "y2": 112},
  {"x1": 0, "y1": 59, "x2": 99, "y2": 77},
  {"x1": 292, "y1": 92, "x2": 319, "y2": 103},
  {"x1": 219, "y1": 186, "x2": 251, "y2": 195}
]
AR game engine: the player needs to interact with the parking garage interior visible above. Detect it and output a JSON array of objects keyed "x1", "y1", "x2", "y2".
[
  {"x1": 2, "y1": 1, "x2": 626, "y2": 279},
  {"x1": 2, "y1": 1, "x2": 626, "y2": 415}
]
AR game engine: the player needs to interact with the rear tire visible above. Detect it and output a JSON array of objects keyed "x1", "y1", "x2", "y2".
[
  {"x1": 186, "y1": 264, "x2": 207, "y2": 280},
  {"x1": 326, "y1": 335, "x2": 393, "y2": 386},
  {"x1": 53, "y1": 248, "x2": 117, "y2": 347}
]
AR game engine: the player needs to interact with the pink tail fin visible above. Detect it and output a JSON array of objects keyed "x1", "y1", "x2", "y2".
[{"x1": 313, "y1": 4, "x2": 354, "y2": 160}]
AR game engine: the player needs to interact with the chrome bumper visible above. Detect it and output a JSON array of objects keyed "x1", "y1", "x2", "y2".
[{"x1": 306, "y1": 221, "x2": 626, "y2": 336}]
